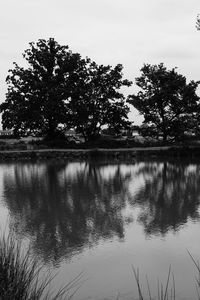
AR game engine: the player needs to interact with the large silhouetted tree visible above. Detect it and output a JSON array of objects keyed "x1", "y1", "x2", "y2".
[
  {"x1": 1, "y1": 38, "x2": 132, "y2": 141},
  {"x1": 0, "y1": 38, "x2": 86, "y2": 138},
  {"x1": 68, "y1": 62, "x2": 132, "y2": 141},
  {"x1": 128, "y1": 63, "x2": 200, "y2": 142}
]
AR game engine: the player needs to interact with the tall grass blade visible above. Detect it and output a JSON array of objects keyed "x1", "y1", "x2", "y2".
[
  {"x1": 172, "y1": 273, "x2": 176, "y2": 300},
  {"x1": 132, "y1": 266, "x2": 144, "y2": 300},
  {"x1": 146, "y1": 274, "x2": 152, "y2": 300},
  {"x1": 157, "y1": 278, "x2": 160, "y2": 300},
  {"x1": 0, "y1": 233, "x2": 83, "y2": 300},
  {"x1": 187, "y1": 250, "x2": 200, "y2": 271},
  {"x1": 195, "y1": 283, "x2": 200, "y2": 300},
  {"x1": 163, "y1": 265, "x2": 171, "y2": 300}
]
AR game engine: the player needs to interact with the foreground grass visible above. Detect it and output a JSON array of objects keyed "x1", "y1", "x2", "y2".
[
  {"x1": 131, "y1": 266, "x2": 175, "y2": 300},
  {"x1": 1, "y1": 234, "x2": 200, "y2": 300},
  {"x1": 0, "y1": 234, "x2": 84, "y2": 300},
  {"x1": 130, "y1": 251, "x2": 200, "y2": 300}
]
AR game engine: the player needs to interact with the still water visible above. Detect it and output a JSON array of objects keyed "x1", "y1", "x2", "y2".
[{"x1": 0, "y1": 159, "x2": 200, "y2": 299}]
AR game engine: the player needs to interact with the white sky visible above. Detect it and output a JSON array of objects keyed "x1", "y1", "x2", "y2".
[{"x1": 1, "y1": 0, "x2": 200, "y2": 125}]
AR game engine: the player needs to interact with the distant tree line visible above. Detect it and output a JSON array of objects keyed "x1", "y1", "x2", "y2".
[{"x1": 1, "y1": 38, "x2": 200, "y2": 143}]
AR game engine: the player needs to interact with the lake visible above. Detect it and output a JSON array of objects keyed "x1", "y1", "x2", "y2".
[{"x1": 0, "y1": 159, "x2": 200, "y2": 300}]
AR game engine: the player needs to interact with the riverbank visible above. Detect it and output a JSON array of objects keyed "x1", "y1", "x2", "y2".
[{"x1": 0, "y1": 145, "x2": 199, "y2": 161}]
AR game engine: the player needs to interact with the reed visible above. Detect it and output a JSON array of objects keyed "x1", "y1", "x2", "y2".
[
  {"x1": 187, "y1": 250, "x2": 200, "y2": 300},
  {"x1": 131, "y1": 265, "x2": 176, "y2": 300},
  {"x1": 129, "y1": 252, "x2": 200, "y2": 300},
  {"x1": 0, "y1": 233, "x2": 83, "y2": 300},
  {"x1": 2, "y1": 233, "x2": 200, "y2": 300}
]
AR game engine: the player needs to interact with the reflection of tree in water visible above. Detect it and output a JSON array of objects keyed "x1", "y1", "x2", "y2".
[
  {"x1": 3, "y1": 161, "x2": 132, "y2": 264},
  {"x1": 4, "y1": 160, "x2": 199, "y2": 261},
  {"x1": 133, "y1": 161, "x2": 200, "y2": 236}
]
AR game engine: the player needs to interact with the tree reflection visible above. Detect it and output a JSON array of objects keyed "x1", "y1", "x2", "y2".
[
  {"x1": 3, "y1": 159, "x2": 200, "y2": 263},
  {"x1": 133, "y1": 161, "x2": 200, "y2": 236},
  {"x1": 3, "y1": 161, "x2": 132, "y2": 264}
]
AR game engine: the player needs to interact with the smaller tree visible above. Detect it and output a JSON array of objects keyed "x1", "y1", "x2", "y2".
[
  {"x1": 68, "y1": 62, "x2": 132, "y2": 141},
  {"x1": 128, "y1": 63, "x2": 200, "y2": 142}
]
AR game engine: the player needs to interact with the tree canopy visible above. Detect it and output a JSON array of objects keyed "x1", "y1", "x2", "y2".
[
  {"x1": 1, "y1": 38, "x2": 132, "y2": 140},
  {"x1": 128, "y1": 63, "x2": 200, "y2": 142},
  {"x1": 3, "y1": 39, "x2": 200, "y2": 144},
  {"x1": 1, "y1": 38, "x2": 87, "y2": 138},
  {"x1": 68, "y1": 62, "x2": 132, "y2": 141}
]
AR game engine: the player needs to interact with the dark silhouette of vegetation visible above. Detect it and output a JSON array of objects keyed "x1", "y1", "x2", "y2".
[
  {"x1": 0, "y1": 38, "x2": 132, "y2": 142},
  {"x1": 128, "y1": 63, "x2": 200, "y2": 142},
  {"x1": 2, "y1": 37, "x2": 200, "y2": 145},
  {"x1": 0, "y1": 38, "x2": 86, "y2": 139},
  {"x1": 68, "y1": 62, "x2": 131, "y2": 141}
]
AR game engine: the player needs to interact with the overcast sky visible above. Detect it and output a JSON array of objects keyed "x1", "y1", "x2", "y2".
[{"x1": 1, "y1": 0, "x2": 200, "y2": 124}]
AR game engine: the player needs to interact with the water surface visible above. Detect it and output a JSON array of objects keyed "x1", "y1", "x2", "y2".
[{"x1": 1, "y1": 159, "x2": 200, "y2": 299}]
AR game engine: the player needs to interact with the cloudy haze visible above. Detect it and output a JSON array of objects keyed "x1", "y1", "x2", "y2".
[{"x1": 1, "y1": 0, "x2": 200, "y2": 124}]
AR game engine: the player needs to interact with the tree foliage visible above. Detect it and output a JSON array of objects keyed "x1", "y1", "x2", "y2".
[
  {"x1": 1, "y1": 38, "x2": 86, "y2": 138},
  {"x1": 128, "y1": 63, "x2": 200, "y2": 142},
  {"x1": 68, "y1": 62, "x2": 132, "y2": 141},
  {"x1": 1, "y1": 38, "x2": 132, "y2": 141}
]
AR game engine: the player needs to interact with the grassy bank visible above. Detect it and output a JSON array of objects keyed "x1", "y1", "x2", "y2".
[
  {"x1": 0, "y1": 135, "x2": 200, "y2": 161},
  {"x1": 0, "y1": 146, "x2": 200, "y2": 162},
  {"x1": 1, "y1": 134, "x2": 200, "y2": 151}
]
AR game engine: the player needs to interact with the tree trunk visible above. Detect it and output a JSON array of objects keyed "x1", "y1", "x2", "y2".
[
  {"x1": 163, "y1": 132, "x2": 167, "y2": 142},
  {"x1": 45, "y1": 118, "x2": 57, "y2": 139}
]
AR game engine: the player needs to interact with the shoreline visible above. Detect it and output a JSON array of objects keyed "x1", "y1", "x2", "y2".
[{"x1": 0, "y1": 145, "x2": 199, "y2": 161}]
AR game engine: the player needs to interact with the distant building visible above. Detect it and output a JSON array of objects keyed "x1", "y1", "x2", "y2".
[
  {"x1": 0, "y1": 129, "x2": 13, "y2": 136},
  {"x1": 131, "y1": 129, "x2": 139, "y2": 137},
  {"x1": 65, "y1": 129, "x2": 84, "y2": 143},
  {"x1": 120, "y1": 127, "x2": 139, "y2": 137},
  {"x1": 65, "y1": 129, "x2": 77, "y2": 137}
]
